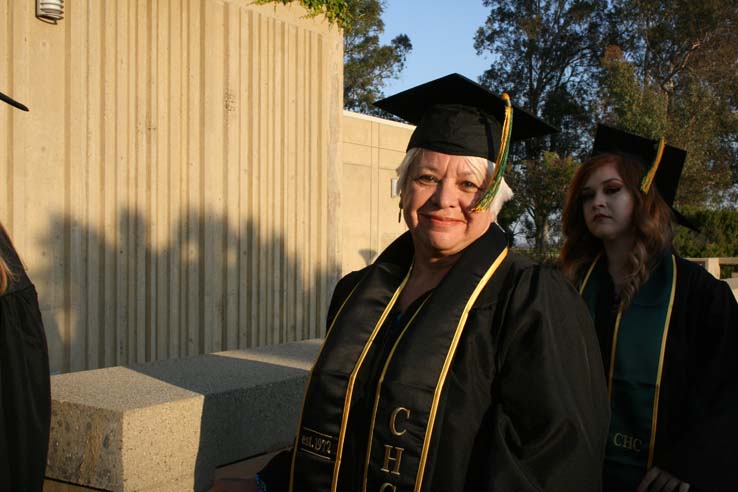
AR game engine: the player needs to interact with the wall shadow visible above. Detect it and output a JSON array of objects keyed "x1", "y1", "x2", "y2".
[
  {"x1": 35, "y1": 207, "x2": 336, "y2": 371},
  {"x1": 130, "y1": 352, "x2": 313, "y2": 491},
  {"x1": 358, "y1": 248, "x2": 377, "y2": 266},
  {"x1": 34, "y1": 207, "x2": 337, "y2": 490}
]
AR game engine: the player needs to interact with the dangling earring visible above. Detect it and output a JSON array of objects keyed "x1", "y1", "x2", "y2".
[{"x1": 398, "y1": 198, "x2": 403, "y2": 223}]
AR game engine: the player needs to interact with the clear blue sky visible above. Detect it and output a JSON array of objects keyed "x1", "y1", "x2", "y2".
[{"x1": 378, "y1": 1, "x2": 494, "y2": 95}]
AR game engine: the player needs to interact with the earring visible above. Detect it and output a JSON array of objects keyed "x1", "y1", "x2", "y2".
[{"x1": 398, "y1": 199, "x2": 402, "y2": 223}]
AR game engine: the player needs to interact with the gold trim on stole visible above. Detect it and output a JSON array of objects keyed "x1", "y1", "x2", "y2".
[
  {"x1": 293, "y1": 266, "x2": 412, "y2": 492},
  {"x1": 289, "y1": 278, "x2": 369, "y2": 492},
  {"x1": 289, "y1": 265, "x2": 412, "y2": 492},
  {"x1": 607, "y1": 309, "x2": 623, "y2": 401},
  {"x1": 361, "y1": 296, "x2": 433, "y2": 492},
  {"x1": 329, "y1": 268, "x2": 413, "y2": 492},
  {"x1": 578, "y1": 252, "x2": 620, "y2": 400},
  {"x1": 578, "y1": 253, "x2": 678, "y2": 469},
  {"x1": 578, "y1": 251, "x2": 602, "y2": 295},
  {"x1": 414, "y1": 247, "x2": 509, "y2": 490},
  {"x1": 647, "y1": 254, "x2": 677, "y2": 467}
]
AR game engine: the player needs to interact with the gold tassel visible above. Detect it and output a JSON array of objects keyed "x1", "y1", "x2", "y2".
[
  {"x1": 641, "y1": 136, "x2": 666, "y2": 193},
  {"x1": 471, "y1": 93, "x2": 513, "y2": 212}
]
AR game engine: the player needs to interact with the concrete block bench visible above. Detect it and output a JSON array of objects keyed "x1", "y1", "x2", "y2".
[{"x1": 46, "y1": 340, "x2": 322, "y2": 492}]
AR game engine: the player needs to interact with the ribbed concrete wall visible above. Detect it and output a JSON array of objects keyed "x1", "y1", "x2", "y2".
[
  {"x1": 0, "y1": 0, "x2": 343, "y2": 374},
  {"x1": 341, "y1": 111, "x2": 412, "y2": 275}
]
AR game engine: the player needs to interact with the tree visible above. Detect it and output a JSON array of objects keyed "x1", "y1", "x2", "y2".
[
  {"x1": 504, "y1": 152, "x2": 578, "y2": 251},
  {"x1": 475, "y1": 0, "x2": 607, "y2": 157},
  {"x1": 599, "y1": 0, "x2": 738, "y2": 207},
  {"x1": 343, "y1": 0, "x2": 412, "y2": 114},
  {"x1": 674, "y1": 207, "x2": 738, "y2": 277},
  {"x1": 474, "y1": 0, "x2": 607, "y2": 250},
  {"x1": 257, "y1": 0, "x2": 351, "y2": 26}
]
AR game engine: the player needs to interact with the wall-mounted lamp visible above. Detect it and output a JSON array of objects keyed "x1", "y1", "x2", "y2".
[{"x1": 36, "y1": 0, "x2": 64, "y2": 24}]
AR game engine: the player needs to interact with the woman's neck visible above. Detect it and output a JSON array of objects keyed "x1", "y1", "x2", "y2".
[
  {"x1": 398, "y1": 253, "x2": 458, "y2": 312},
  {"x1": 602, "y1": 234, "x2": 634, "y2": 291}
]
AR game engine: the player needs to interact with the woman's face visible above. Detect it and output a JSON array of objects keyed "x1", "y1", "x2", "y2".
[
  {"x1": 581, "y1": 162, "x2": 636, "y2": 242},
  {"x1": 402, "y1": 150, "x2": 494, "y2": 260}
]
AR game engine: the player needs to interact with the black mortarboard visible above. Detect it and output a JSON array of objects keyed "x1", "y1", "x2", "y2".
[
  {"x1": 592, "y1": 124, "x2": 693, "y2": 228},
  {"x1": 373, "y1": 73, "x2": 557, "y2": 162},
  {"x1": 592, "y1": 124, "x2": 685, "y2": 206},
  {"x1": 0, "y1": 90, "x2": 29, "y2": 112}
]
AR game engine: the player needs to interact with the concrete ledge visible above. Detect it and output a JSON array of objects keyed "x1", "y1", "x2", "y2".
[{"x1": 47, "y1": 340, "x2": 322, "y2": 492}]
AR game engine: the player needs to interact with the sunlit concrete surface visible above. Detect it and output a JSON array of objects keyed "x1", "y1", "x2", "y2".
[{"x1": 47, "y1": 340, "x2": 322, "y2": 492}]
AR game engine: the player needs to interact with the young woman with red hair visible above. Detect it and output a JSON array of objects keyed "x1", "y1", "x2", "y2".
[{"x1": 560, "y1": 125, "x2": 738, "y2": 492}]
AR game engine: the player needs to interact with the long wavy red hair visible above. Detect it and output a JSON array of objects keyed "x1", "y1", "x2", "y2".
[{"x1": 559, "y1": 153, "x2": 674, "y2": 308}]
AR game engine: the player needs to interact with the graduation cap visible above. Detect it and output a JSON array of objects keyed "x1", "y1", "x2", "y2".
[
  {"x1": 592, "y1": 124, "x2": 694, "y2": 229},
  {"x1": 0, "y1": 90, "x2": 29, "y2": 112},
  {"x1": 374, "y1": 73, "x2": 558, "y2": 210}
]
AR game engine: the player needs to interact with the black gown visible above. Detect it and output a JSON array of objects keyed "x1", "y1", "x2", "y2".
[
  {"x1": 0, "y1": 228, "x2": 50, "y2": 492},
  {"x1": 261, "y1": 225, "x2": 609, "y2": 491},
  {"x1": 592, "y1": 256, "x2": 738, "y2": 492}
]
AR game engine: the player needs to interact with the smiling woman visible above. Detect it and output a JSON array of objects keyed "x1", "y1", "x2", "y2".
[
  {"x1": 214, "y1": 74, "x2": 609, "y2": 492},
  {"x1": 401, "y1": 150, "x2": 495, "y2": 260}
]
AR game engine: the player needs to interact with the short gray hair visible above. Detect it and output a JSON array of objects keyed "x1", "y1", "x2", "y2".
[{"x1": 395, "y1": 147, "x2": 514, "y2": 219}]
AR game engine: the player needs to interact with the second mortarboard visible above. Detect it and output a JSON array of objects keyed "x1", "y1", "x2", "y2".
[
  {"x1": 591, "y1": 124, "x2": 693, "y2": 229},
  {"x1": 592, "y1": 124, "x2": 685, "y2": 207}
]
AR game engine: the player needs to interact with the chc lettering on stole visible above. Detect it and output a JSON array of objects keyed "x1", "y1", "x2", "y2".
[
  {"x1": 379, "y1": 406, "x2": 411, "y2": 491},
  {"x1": 612, "y1": 432, "x2": 643, "y2": 452}
]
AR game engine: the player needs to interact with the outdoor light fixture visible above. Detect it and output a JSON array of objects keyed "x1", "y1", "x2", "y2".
[{"x1": 36, "y1": 0, "x2": 64, "y2": 23}]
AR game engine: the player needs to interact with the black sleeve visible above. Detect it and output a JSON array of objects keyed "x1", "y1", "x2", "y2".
[
  {"x1": 257, "y1": 449, "x2": 292, "y2": 492},
  {"x1": 659, "y1": 267, "x2": 738, "y2": 492},
  {"x1": 258, "y1": 269, "x2": 367, "y2": 491},
  {"x1": 485, "y1": 266, "x2": 610, "y2": 492},
  {"x1": 0, "y1": 284, "x2": 50, "y2": 492}
]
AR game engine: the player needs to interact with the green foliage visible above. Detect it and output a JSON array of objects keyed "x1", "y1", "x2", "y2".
[
  {"x1": 475, "y1": 0, "x2": 608, "y2": 158},
  {"x1": 479, "y1": 0, "x2": 738, "y2": 249},
  {"x1": 598, "y1": 46, "x2": 669, "y2": 137},
  {"x1": 599, "y1": 0, "x2": 738, "y2": 207},
  {"x1": 255, "y1": 0, "x2": 350, "y2": 26},
  {"x1": 343, "y1": 0, "x2": 412, "y2": 114},
  {"x1": 675, "y1": 208, "x2": 738, "y2": 257},
  {"x1": 674, "y1": 207, "x2": 738, "y2": 277},
  {"x1": 504, "y1": 152, "x2": 578, "y2": 251},
  {"x1": 475, "y1": 0, "x2": 607, "y2": 248}
]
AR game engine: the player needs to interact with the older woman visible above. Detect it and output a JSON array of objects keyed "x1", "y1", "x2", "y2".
[
  {"x1": 560, "y1": 124, "x2": 738, "y2": 492},
  {"x1": 0, "y1": 90, "x2": 51, "y2": 492},
  {"x1": 216, "y1": 74, "x2": 608, "y2": 492}
]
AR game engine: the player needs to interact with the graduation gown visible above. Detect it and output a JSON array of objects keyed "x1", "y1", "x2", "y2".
[
  {"x1": 0, "y1": 228, "x2": 50, "y2": 492},
  {"x1": 261, "y1": 225, "x2": 609, "y2": 491},
  {"x1": 589, "y1": 255, "x2": 738, "y2": 492}
]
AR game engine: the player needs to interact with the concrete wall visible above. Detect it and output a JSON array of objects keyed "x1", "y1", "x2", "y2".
[
  {"x1": 341, "y1": 111, "x2": 413, "y2": 275},
  {"x1": 0, "y1": 0, "x2": 343, "y2": 373}
]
